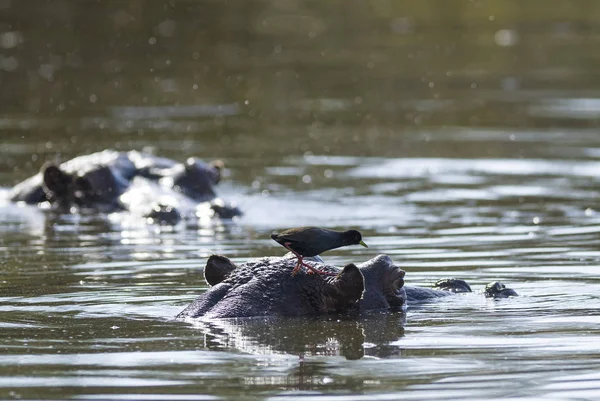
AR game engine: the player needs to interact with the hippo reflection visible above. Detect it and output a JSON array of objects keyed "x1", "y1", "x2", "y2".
[
  {"x1": 177, "y1": 254, "x2": 516, "y2": 319},
  {"x1": 9, "y1": 149, "x2": 241, "y2": 224},
  {"x1": 190, "y1": 312, "x2": 407, "y2": 361}
]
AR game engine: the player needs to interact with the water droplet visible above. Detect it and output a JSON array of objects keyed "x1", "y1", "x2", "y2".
[
  {"x1": 157, "y1": 19, "x2": 176, "y2": 37},
  {"x1": 1, "y1": 56, "x2": 18, "y2": 71},
  {"x1": 0, "y1": 31, "x2": 22, "y2": 49},
  {"x1": 38, "y1": 64, "x2": 54, "y2": 81},
  {"x1": 495, "y1": 29, "x2": 519, "y2": 47}
]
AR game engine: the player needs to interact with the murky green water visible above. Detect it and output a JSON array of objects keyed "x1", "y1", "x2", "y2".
[{"x1": 2, "y1": 1, "x2": 600, "y2": 400}]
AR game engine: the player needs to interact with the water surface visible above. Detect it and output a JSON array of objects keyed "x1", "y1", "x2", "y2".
[{"x1": 2, "y1": 1, "x2": 600, "y2": 400}]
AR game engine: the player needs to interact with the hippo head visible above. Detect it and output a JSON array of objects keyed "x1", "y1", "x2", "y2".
[
  {"x1": 357, "y1": 254, "x2": 406, "y2": 311},
  {"x1": 42, "y1": 163, "x2": 128, "y2": 211},
  {"x1": 484, "y1": 281, "x2": 518, "y2": 299},
  {"x1": 167, "y1": 158, "x2": 223, "y2": 202},
  {"x1": 42, "y1": 164, "x2": 74, "y2": 206},
  {"x1": 177, "y1": 254, "x2": 406, "y2": 319}
]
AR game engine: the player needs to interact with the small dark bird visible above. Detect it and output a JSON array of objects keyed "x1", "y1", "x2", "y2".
[{"x1": 271, "y1": 227, "x2": 368, "y2": 276}]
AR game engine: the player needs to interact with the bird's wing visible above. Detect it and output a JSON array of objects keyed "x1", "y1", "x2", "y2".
[{"x1": 275, "y1": 234, "x2": 310, "y2": 254}]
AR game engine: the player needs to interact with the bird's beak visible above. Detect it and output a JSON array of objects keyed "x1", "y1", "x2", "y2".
[{"x1": 359, "y1": 240, "x2": 368, "y2": 248}]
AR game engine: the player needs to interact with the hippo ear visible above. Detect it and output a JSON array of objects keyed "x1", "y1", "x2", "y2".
[
  {"x1": 209, "y1": 160, "x2": 224, "y2": 184},
  {"x1": 42, "y1": 164, "x2": 73, "y2": 197},
  {"x1": 204, "y1": 255, "x2": 237, "y2": 286},
  {"x1": 324, "y1": 263, "x2": 365, "y2": 312}
]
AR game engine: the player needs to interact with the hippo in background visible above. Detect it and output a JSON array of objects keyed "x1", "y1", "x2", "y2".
[
  {"x1": 177, "y1": 254, "x2": 517, "y2": 320},
  {"x1": 8, "y1": 149, "x2": 241, "y2": 224}
]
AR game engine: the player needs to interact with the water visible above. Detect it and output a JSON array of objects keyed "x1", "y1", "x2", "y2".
[{"x1": 2, "y1": 1, "x2": 600, "y2": 400}]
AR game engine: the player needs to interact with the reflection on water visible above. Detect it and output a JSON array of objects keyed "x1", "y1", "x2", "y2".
[
  {"x1": 2, "y1": 0, "x2": 600, "y2": 400},
  {"x1": 184, "y1": 313, "x2": 406, "y2": 360}
]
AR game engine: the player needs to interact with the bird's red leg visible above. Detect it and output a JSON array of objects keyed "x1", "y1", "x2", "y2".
[
  {"x1": 283, "y1": 243, "x2": 336, "y2": 276},
  {"x1": 284, "y1": 243, "x2": 304, "y2": 275},
  {"x1": 291, "y1": 258, "x2": 302, "y2": 276}
]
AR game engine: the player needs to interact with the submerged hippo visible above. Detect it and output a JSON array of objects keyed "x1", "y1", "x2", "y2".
[
  {"x1": 177, "y1": 254, "x2": 516, "y2": 319},
  {"x1": 9, "y1": 149, "x2": 241, "y2": 223}
]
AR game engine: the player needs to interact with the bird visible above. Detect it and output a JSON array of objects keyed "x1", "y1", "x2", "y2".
[{"x1": 271, "y1": 226, "x2": 368, "y2": 276}]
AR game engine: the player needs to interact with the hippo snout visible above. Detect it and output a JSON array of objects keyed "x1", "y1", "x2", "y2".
[
  {"x1": 357, "y1": 256, "x2": 407, "y2": 312},
  {"x1": 391, "y1": 267, "x2": 405, "y2": 291}
]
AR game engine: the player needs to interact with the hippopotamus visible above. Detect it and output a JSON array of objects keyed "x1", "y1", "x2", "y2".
[
  {"x1": 8, "y1": 149, "x2": 241, "y2": 224},
  {"x1": 177, "y1": 253, "x2": 516, "y2": 319}
]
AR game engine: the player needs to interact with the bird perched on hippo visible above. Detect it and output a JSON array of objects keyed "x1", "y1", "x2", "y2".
[{"x1": 271, "y1": 226, "x2": 368, "y2": 275}]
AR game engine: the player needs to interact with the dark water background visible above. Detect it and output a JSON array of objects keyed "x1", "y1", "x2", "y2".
[{"x1": 2, "y1": 1, "x2": 600, "y2": 400}]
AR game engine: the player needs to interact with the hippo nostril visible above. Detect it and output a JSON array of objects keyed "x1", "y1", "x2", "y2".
[
  {"x1": 389, "y1": 268, "x2": 405, "y2": 292},
  {"x1": 385, "y1": 269, "x2": 407, "y2": 311},
  {"x1": 392, "y1": 278, "x2": 404, "y2": 293},
  {"x1": 391, "y1": 267, "x2": 405, "y2": 280}
]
